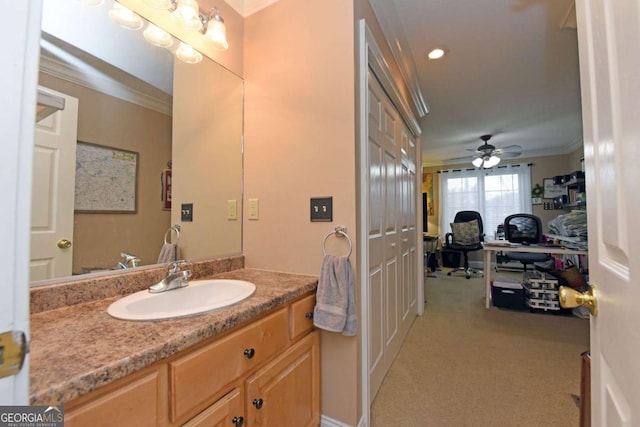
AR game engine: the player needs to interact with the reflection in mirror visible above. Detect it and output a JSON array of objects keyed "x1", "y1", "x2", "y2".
[{"x1": 31, "y1": 0, "x2": 243, "y2": 285}]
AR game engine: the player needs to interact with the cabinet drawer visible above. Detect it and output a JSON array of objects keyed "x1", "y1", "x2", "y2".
[
  {"x1": 182, "y1": 388, "x2": 244, "y2": 427},
  {"x1": 170, "y1": 308, "x2": 289, "y2": 422},
  {"x1": 65, "y1": 367, "x2": 167, "y2": 427},
  {"x1": 290, "y1": 294, "x2": 315, "y2": 340}
]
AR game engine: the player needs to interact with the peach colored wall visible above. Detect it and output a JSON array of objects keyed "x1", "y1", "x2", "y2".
[
  {"x1": 171, "y1": 58, "x2": 243, "y2": 260},
  {"x1": 38, "y1": 73, "x2": 172, "y2": 273},
  {"x1": 243, "y1": 0, "x2": 358, "y2": 424}
]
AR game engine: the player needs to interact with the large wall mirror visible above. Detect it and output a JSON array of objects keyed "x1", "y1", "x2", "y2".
[{"x1": 32, "y1": 0, "x2": 243, "y2": 285}]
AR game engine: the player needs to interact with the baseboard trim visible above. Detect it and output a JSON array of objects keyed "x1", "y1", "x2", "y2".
[{"x1": 321, "y1": 414, "x2": 365, "y2": 427}]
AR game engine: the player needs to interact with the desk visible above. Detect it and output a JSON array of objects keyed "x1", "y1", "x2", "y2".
[{"x1": 483, "y1": 243, "x2": 588, "y2": 308}]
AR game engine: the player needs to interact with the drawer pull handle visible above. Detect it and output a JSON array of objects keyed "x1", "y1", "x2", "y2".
[
  {"x1": 232, "y1": 416, "x2": 244, "y2": 426},
  {"x1": 305, "y1": 311, "x2": 314, "y2": 319},
  {"x1": 253, "y1": 398, "x2": 264, "y2": 409},
  {"x1": 244, "y1": 348, "x2": 255, "y2": 359}
]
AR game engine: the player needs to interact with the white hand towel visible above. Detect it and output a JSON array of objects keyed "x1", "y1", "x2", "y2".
[
  {"x1": 157, "y1": 243, "x2": 179, "y2": 264},
  {"x1": 313, "y1": 254, "x2": 357, "y2": 336}
]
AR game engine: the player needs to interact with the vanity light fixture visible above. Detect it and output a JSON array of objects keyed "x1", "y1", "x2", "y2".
[
  {"x1": 176, "y1": 42, "x2": 203, "y2": 63},
  {"x1": 143, "y1": 0, "x2": 173, "y2": 9},
  {"x1": 427, "y1": 46, "x2": 449, "y2": 60},
  {"x1": 203, "y1": 8, "x2": 229, "y2": 51},
  {"x1": 172, "y1": 0, "x2": 203, "y2": 31},
  {"x1": 99, "y1": 1, "x2": 231, "y2": 63},
  {"x1": 108, "y1": 2, "x2": 144, "y2": 30},
  {"x1": 143, "y1": 23, "x2": 174, "y2": 48}
]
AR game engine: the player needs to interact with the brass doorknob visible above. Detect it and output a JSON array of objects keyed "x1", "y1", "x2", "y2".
[
  {"x1": 559, "y1": 284, "x2": 598, "y2": 316},
  {"x1": 57, "y1": 239, "x2": 72, "y2": 249}
]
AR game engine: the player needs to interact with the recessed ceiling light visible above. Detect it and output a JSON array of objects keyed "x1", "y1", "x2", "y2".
[{"x1": 427, "y1": 46, "x2": 448, "y2": 60}]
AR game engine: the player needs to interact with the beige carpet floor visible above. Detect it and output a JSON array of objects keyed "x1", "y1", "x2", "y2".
[{"x1": 370, "y1": 270, "x2": 590, "y2": 427}]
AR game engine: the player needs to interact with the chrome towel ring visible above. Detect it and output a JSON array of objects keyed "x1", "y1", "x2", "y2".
[
  {"x1": 322, "y1": 226, "x2": 352, "y2": 257},
  {"x1": 164, "y1": 224, "x2": 181, "y2": 245}
]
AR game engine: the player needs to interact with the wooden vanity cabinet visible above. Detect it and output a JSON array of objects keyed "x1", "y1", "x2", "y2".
[
  {"x1": 170, "y1": 308, "x2": 290, "y2": 422},
  {"x1": 64, "y1": 364, "x2": 168, "y2": 427},
  {"x1": 62, "y1": 293, "x2": 319, "y2": 427},
  {"x1": 246, "y1": 331, "x2": 320, "y2": 427}
]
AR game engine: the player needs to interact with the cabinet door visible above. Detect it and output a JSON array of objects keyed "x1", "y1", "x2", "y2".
[
  {"x1": 245, "y1": 331, "x2": 320, "y2": 427},
  {"x1": 183, "y1": 388, "x2": 244, "y2": 427},
  {"x1": 65, "y1": 366, "x2": 167, "y2": 427}
]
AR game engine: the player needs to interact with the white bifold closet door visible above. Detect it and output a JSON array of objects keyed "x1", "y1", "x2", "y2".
[{"x1": 366, "y1": 69, "x2": 418, "y2": 400}]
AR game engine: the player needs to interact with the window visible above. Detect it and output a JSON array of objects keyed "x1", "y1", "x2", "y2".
[{"x1": 439, "y1": 164, "x2": 532, "y2": 240}]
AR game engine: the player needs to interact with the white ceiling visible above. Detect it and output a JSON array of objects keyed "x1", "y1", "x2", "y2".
[{"x1": 379, "y1": 0, "x2": 583, "y2": 166}]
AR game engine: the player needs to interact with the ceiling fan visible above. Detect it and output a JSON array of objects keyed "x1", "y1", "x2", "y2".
[{"x1": 444, "y1": 134, "x2": 522, "y2": 167}]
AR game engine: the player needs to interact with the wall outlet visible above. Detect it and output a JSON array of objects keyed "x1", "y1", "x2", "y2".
[
  {"x1": 227, "y1": 199, "x2": 237, "y2": 220},
  {"x1": 248, "y1": 198, "x2": 259, "y2": 220}
]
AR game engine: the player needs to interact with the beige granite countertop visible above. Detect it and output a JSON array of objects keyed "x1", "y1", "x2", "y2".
[{"x1": 29, "y1": 268, "x2": 318, "y2": 405}]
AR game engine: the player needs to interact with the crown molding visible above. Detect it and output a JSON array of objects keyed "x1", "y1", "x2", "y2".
[
  {"x1": 39, "y1": 54, "x2": 172, "y2": 117},
  {"x1": 224, "y1": 0, "x2": 280, "y2": 17}
]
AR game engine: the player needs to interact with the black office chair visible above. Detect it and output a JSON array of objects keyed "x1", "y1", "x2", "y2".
[
  {"x1": 445, "y1": 211, "x2": 484, "y2": 279},
  {"x1": 503, "y1": 213, "x2": 552, "y2": 270}
]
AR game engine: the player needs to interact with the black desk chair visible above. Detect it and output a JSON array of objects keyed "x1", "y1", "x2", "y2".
[
  {"x1": 503, "y1": 213, "x2": 552, "y2": 270},
  {"x1": 445, "y1": 211, "x2": 484, "y2": 279}
]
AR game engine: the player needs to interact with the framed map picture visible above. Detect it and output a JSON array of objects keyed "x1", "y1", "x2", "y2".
[{"x1": 74, "y1": 141, "x2": 138, "y2": 213}]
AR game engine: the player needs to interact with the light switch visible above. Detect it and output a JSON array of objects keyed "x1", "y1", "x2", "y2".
[
  {"x1": 227, "y1": 199, "x2": 237, "y2": 220},
  {"x1": 310, "y1": 197, "x2": 333, "y2": 222},
  {"x1": 248, "y1": 198, "x2": 259, "y2": 220},
  {"x1": 181, "y1": 203, "x2": 193, "y2": 222}
]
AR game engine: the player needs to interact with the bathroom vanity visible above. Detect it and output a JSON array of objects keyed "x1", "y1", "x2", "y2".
[{"x1": 29, "y1": 257, "x2": 320, "y2": 426}]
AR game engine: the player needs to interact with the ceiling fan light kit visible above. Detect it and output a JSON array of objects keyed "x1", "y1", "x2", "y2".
[{"x1": 444, "y1": 134, "x2": 522, "y2": 168}]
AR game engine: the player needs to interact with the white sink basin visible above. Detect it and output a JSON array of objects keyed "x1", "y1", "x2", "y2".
[{"x1": 107, "y1": 279, "x2": 256, "y2": 321}]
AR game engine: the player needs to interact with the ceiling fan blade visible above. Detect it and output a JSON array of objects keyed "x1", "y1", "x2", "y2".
[
  {"x1": 500, "y1": 145, "x2": 522, "y2": 152},
  {"x1": 443, "y1": 156, "x2": 476, "y2": 164},
  {"x1": 499, "y1": 152, "x2": 522, "y2": 159}
]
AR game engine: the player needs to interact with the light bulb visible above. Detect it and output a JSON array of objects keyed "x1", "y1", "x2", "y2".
[
  {"x1": 108, "y1": 3, "x2": 144, "y2": 30},
  {"x1": 144, "y1": 0, "x2": 173, "y2": 9},
  {"x1": 472, "y1": 157, "x2": 483, "y2": 167},
  {"x1": 143, "y1": 23, "x2": 174, "y2": 48},
  {"x1": 172, "y1": 0, "x2": 203, "y2": 31},
  {"x1": 176, "y1": 43, "x2": 203, "y2": 64},
  {"x1": 485, "y1": 156, "x2": 500, "y2": 168},
  {"x1": 204, "y1": 12, "x2": 229, "y2": 50}
]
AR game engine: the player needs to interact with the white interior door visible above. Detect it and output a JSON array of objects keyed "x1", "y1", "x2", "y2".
[
  {"x1": 576, "y1": 0, "x2": 640, "y2": 424},
  {"x1": 31, "y1": 87, "x2": 78, "y2": 281},
  {"x1": 1, "y1": 0, "x2": 42, "y2": 404},
  {"x1": 367, "y1": 70, "x2": 416, "y2": 400}
]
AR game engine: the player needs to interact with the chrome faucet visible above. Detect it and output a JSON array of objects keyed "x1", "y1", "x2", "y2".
[
  {"x1": 118, "y1": 252, "x2": 141, "y2": 269},
  {"x1": 148, "y1": 260, "x2": 192, "y2": 293}
]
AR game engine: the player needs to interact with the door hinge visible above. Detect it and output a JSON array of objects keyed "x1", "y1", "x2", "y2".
[{"x1": 0, "y1": 331, "x2": 27, "y2": 379}]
